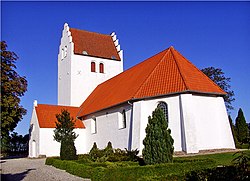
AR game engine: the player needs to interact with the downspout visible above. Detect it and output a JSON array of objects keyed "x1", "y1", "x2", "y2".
[{"x1": 127, "y1": 100, "x2": 133, "y2": 151}]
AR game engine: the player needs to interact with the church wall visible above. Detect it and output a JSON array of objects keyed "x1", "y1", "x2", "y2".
[
  {"x1": 39, "y1": 128, "x2": 86, "y2": 157},
  {"x1": 58, "y1": 23, "x2": 73, "y2": 106},
  {"x1": 83, "y1": 104, "x2": 132, "y2": 153},
  {"x1": 70, "y1": 54, "x2": 123, "y2": 106},
  {"x1": 192, "y1": 95, "x2": 235, "y2": 150},
  {"x1": 134, "y1": 96, "x2": 183, "y2": 155},
  {"x1": 28, "y1": 108, "x2": 40, "y2": 158}
]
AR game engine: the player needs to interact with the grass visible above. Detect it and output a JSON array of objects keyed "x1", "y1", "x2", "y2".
[{"x1": 175, "y1": 150, "x2": 250, "y2": 166}]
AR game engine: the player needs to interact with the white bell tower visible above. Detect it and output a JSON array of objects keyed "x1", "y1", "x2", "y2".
[{"x1": 58, "y1": 23, "x2": 123, "y2": 107}]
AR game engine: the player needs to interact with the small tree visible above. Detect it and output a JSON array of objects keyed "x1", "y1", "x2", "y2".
[
  {"x1": 228, "y1": 115, "x2": 239, "y2": 148},
  {"x1": 235, "y1": 108, "x2": 248, "y2": 144},
  {"x1": 142, "y1": 107, "x2": 174, "y2": 165},
  {"x1": 53, "y1": 109, "x2": 78, "y2": 160}
]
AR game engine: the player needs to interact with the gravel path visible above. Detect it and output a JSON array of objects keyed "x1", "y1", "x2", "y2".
[{"x1": 1, "y1": 157, "x2": 89, "y2": 181}]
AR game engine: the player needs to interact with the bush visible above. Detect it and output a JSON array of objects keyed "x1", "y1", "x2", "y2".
[
  {"x1": 45, "y1": 157, "x2": 56, "y2": 165},
  {"x1": 186, "y1": 166, "x2": 250, "y2": 181},
  {"x1": 89, "y1": 142, "x2": 140, "y2": 163},
  {"x1": 46, "y1": 157, "x2": 217, "y2": 180},
  {"x1": 77, "y1": 154, "x2": 93, "y2": 164}
]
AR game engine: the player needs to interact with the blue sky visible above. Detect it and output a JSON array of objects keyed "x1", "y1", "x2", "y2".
[{"x1": 2, "y1": 1, "x2": 250, "y2": 136}]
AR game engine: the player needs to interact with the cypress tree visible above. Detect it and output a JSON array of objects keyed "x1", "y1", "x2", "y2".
[
  {"x1": 142, "y1": 107, "x2": 174, "y2": 165},
  {"x1": 228, "y1": 115, "x2": 239, "y2": 148},
  {"x1": 235, "y1": 108, "x2": 248, "y2": 144},
  {"x1": 53, "y1": 109, "x2": 78, "y2": 160}
]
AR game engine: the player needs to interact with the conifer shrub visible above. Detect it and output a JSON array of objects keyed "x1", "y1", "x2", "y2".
[
  {"x1": 142, "y1": 107, "x2": 174, "y2": 165},
  {"x1": 89, "y1": 142, "x2": 105, "y2": 161},
  {"x1": 235, "y1": 108, "x2": 249, "y2": 144},
  {"x1": 53, "y1": 109, "x2": 78, "y2": 160},
  {"x1": 60, "y1": 139, "x2": 77, "y2": 160},
  {"x1": 104, "y1": 141, "x2": 114, "y2": 156}
]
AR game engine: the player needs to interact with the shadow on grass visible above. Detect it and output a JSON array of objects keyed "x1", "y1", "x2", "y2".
[{"x1": 1, "y1": 168, "x2": 36, "y2": 181}]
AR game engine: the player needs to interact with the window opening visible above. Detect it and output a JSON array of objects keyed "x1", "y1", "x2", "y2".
[
  {"x1": 91, "y1": 62, "x2": 96, "y2": 72},
  {"x1": 99, "y1": 63, "x2": 104, "y2": 73},
  {"x1": 157, "y1": 102, "x2": 168, "y2": 123}
]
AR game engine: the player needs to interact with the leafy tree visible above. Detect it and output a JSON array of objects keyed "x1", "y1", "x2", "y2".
[
  {"x1": 228, "y1": 115, "x2": 240, "y2": 148},
  {"x1": 235, "y1": 108, "x2": 249, "y2": 144},
  {"x1": 1, "y1": 41, "x2": 27, "y2": 153},
  {"x1": 142, "y1": 107, "x2": 174, "y2": 165},
  {"x1": 201, "y1": 67, "x2": 235, "y2": 111},
  {"x1": 53, "y1": 109, "x2": 78, "y2": 160}
]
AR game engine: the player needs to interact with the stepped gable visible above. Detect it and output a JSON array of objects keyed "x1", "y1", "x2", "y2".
[
  {"x1": 70, "y1": 28, "x2": 121, "y2": 60},
  {"x1": 78, "y1": 46, "x2": 225, "y2": 118},
  {"x1": 35, "y1": 104, "x2": 85, "y2": 128}
]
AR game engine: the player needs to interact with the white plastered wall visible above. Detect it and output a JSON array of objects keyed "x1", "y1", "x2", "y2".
[
  {"x1": 28, "y1": 107, "x2": 40, "y2": 158},
  {"x1": 70, "y1": 54, "x2": 123, "y2": 106},
  {"x1": 83, "y1": 104, "x2": 132, "y2": 153},
  {"x1": 131, "y1": 93, "x2": 235, "y2": 155},
  {"x1": 192, "y1": 95, "x2": 235, "y2": 150},
  {"x1": 39, "y1": 128, "x2": 86, "y2": 157},
  {"x1": 58, "y1": 23, "x2": 73, "y2": 106},
  {"x1": 132, "y1": 96, "x2": 183, "y2": 155}
]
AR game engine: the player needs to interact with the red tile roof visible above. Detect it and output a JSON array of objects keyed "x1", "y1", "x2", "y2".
[
  {"x1": 78, "y1": 46, "x2": 225, "y2": 118},
  {"x1": 35, "y1": 104, "x2": 85, "y2": 128},
  {"x1": 70, "y1": 28, "x2": 121, "y2": 61}
]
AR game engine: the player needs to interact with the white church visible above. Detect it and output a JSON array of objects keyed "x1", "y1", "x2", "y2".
[{"x1": 29, "y1": 23, "x2": 235, "y2": 158}]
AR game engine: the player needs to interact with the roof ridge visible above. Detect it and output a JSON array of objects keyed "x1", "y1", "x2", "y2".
[
  {"x1": 70, "y1": 28, "x2": 110, "y2": 37},
  {"x1": 170, "y1": 47, "x2": 189, "y2": 90},
  {"x1": 134, "y1": 48, "x2": 170, "y2": 98},
  {"x1": 171, "y1": 48, "x2": 226, "y2": 94},
  {"x1": 37, "y1": 104, "x2": 79, "y2": 108}
]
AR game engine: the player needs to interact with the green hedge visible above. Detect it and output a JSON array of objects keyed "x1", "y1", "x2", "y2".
[{"x1": 45, "y1": 157, "x2": 217, "y2": 180}]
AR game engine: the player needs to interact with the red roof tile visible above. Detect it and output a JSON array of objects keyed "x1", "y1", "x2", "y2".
[
  {"x1": 70, "y1": 28, "x2": 121, "y2": 60},
  {"x1": 78, "y1": 46, "x2": 226, "y2": 118},
  {"x1": 35, "y1": 104, "x2": 85, "y2": 128}
]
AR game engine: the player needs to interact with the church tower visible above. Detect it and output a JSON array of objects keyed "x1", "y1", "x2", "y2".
[{"x1": 58, "y1": 23, "x2": 123, "y2": 107}]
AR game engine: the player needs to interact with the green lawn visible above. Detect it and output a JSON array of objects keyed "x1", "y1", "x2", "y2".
[{"x1": 175, "y1": 150, "x2": 250, "y2": 166}]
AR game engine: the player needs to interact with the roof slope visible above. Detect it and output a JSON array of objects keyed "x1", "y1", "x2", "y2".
[
  {"x1": 35, "y1": 104, "x2": 85, "y2": 128},
  {"x1": 78, "y1": 46, "x2": 225, "y2": 118},
  {"x1": 70, "y1": 28, "x2": 121, "y2": 60}
]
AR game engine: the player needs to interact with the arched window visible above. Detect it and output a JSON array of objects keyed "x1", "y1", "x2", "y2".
[
  {"x1": 157, "y1": 102, "x2": 168, "y2": 123},
  {"x1": 99, "y1": 63, "x2": 104, "y2": 73},
  {"x1": 91, "y1": 62, "x2": 96, "y2": 72}
]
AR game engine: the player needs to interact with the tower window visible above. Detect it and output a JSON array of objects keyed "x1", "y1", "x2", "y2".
[
  {"x1": 99, "y1": 63, "x2": 104, "y2": 73},
  {"x1": 91, "y1": 62, "x2": 96, "y2": 72},
  {"x1": 64, "y1": 46, "x2": 67, "y2": 58},
  {"x1": 61, "y1": 48, "x2": 64, "y2": 60},
  {"x1": 157, "y1": 102, "x2": 169, "y2": 123}
]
